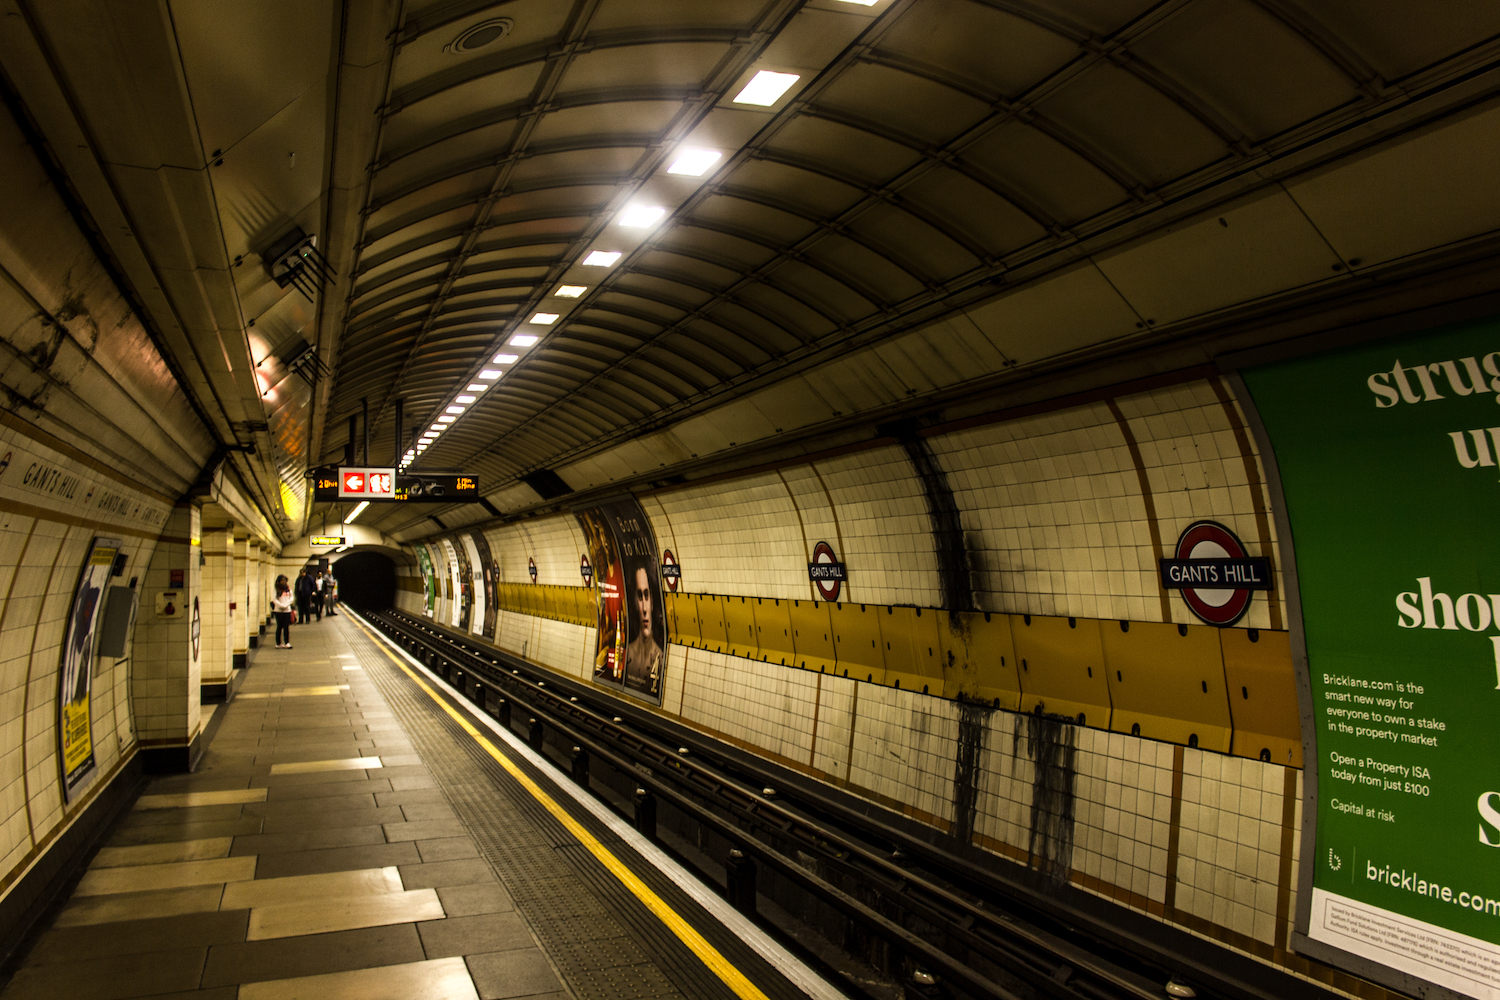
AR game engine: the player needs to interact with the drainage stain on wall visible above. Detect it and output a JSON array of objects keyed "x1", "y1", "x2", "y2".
[
  {"x1": 950, "y1": 700, "x2": 991, "y2": 845},
  {"x1": 1014, "y1": 712, "x2": 1078, "y2": 885}
]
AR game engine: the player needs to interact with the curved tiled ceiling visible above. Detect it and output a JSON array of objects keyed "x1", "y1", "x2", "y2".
[{"x1": 323, "y1": 0, "x2": 1500, "y2": 532}]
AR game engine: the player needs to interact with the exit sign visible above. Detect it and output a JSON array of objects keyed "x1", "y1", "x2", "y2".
[
  {"x1": 309, "y1": 536, "x2": 345, "y2": 546},
  {"x1": 338, "y1": 467, "x2": 395, "y2": 499}
]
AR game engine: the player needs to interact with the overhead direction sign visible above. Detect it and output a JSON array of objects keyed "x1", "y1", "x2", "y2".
[
  {"x1": 313, "y1": 471, "x2": 480, "y2": 503},
  {"x1": 309, "y1": 536, "x2": 345, "y2": 546},
  {"x1": 338, "y1": 467, "x2": 395, "y2": 499}
]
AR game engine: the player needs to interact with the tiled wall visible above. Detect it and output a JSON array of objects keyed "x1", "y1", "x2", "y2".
[
  {"x1": 199, "y1": 529, "x2": 235, "y2": 685},
  {"x1": 0, "y1": 423, "x2": 176, "y2": 892},
  {"x1": 397, "y1": 373, "x2": 1306, "y2": 982}
]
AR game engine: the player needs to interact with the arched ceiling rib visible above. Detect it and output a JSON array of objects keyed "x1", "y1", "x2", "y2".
[{"x1": 310, "y1": 0, "x2": 1500, "y2": 535}]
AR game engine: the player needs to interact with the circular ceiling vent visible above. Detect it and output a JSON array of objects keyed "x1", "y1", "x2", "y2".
[{"x1": 447, "y1": 18, "x2": 513, "y2": 53}]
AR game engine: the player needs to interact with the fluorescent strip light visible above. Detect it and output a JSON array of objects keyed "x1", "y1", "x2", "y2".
[
  {"x1": 667, "y1": 148, "x2": 722, "y2": 176},
  {"x1": 555, "y1": 285, "x2": 587, "y2": 298},
  {"x1": 510, "y1": 334, "x2": 539, "y2": 347},
  {"x1": 733, "y1": 70, "x2": 800, "y2": 106},
  {"x1": 438, "y1": 415, "x2": 455, "y2": 423},
  {"x1": 429, "y1": 424, "x2": 444, "y2": 432},
  {"x1": 618, "y1": 204, "x2": 666, "y2": 228},
  {"x1": 466, "y1": 384, "x2": 486, "y2": 392},
  {"x1": 455, "y1": 396, "x2": 475, "y2": 405},
  {"x1": 445, "y1": 406, "x2": 465, "y2": 415},
  {"x1": 529, "y1": 312, "x2": 559, "y2": 325},
  {"x1": 479, "y1": 369, "x2": 503, "y2": 379},
  {"x1": 583, "y1": 251, "x2": 621, "y2": 267},
  {"x1": 491, "y1": 354, "x2": 518, "y2": 365},
  {"x1": 344, "y1": 501, "x2": 369, "y2": 524}
]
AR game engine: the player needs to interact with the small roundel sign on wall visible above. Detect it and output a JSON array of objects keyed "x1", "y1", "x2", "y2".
[
  {"x1": 579, "y1": 554, "x2": 592, "y2": 586},
  {"x1": 660, "y1": 549, "x2": 680, "y2": 592},
  {"x1": 807, "y1": 541, "x2": 846, "y2": 603},
  {"x1": 1158, "y1": 521, "x2": 1271, "y2": 627},
  {"x1": 527, "y1": 557, "x2": 537, "y2": 583}
]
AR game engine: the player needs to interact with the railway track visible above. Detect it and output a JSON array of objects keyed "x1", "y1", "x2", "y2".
[{"x1": 359, "y1": 607, "x2": 1281, "y2": 1000}]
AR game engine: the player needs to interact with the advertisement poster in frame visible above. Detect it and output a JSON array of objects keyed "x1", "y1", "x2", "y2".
[
  {"x1": 1242, "y1": 316, "x2": 1500, "y2": 999},
  {"x1": 575, "y1": 498, "x2": 667, "y2": 704},
  {"x1": 467, "y1": 530, "x2": 495, "y2": 640},
  {"x1": 415, "y1": 543, "x2": 436, "y2": 617},
  {"x1": 59, "y1": 537, "x2": 119, "y2": 803}
]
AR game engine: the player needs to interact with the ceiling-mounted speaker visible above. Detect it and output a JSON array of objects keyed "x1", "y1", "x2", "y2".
[
  {"x1": 262, "y1": 227, "x2": 337, "y2": 303},
  {"x1": 446, "y1": 18, "x2": 512, "y2": 54}
]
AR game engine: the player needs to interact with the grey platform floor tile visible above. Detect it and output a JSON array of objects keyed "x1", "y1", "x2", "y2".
[
  {"x1": 384, "y1": 819, "x2": 469, "y2": 842},
  {"x1": 108, "y1": 819, "x2": 266, "y2": 847},
  {"x1": 400, "y1": 800, "x2": 457, "y2": 822},
  {"x1": 264, "y1": 777, "x2": 393, "y2": 801},
  {"x1": 245, "y1": 793, "x2": 378, "y2": 817},
  {"x1": 417, "y1": 837, "x2": 482, "y2": 863},
  {"x1": 390, "y1": 774, "x2": 437, "y2": 791},
  {"x1": 118, "y1": 803, "x2": 246, "y2": 828},
  {"x1": 26, "y1": 909, "x2": 249, "y2": 964},
  {"x1": 375, "y1": 787, "x2": 447, "y2": 807},
  {"x1": 50, "y1": 885, "x2": 225, "y2": 927},
  {"x1": 200, "y1": 922, "x2": 426, "y2": 987},
  {"x1": 418, "y1": 912, "x2": 532, "y2": 959},
  {"x1": 251, "y1": 840, "x2": 422, "y2": 879},
  {"x1": 229, "y1": 825, "x2": 388, "y2": 856},
  {"x1": 465, "y1": 949, "x2": 565, "y2": 1000},
  {"x1": 261, "y1": 806, "x2": 405, "y2": 834},
  {"x1": 0, "y1": 946, "x2": 207, "y2": 1000},
  {"x1": 235, "y1": 956, "x2": 477, "y2": 1000},
  {"x1": 399, "y1": 859, "x2": 496, "y2": 890},
  {"x1": 436, "y1": 882, "x2": 516, "y2": 917}
]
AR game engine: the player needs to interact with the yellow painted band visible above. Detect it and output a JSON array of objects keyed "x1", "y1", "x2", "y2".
[{"x1": 348, "y1": 616, "x2": 773, "y2": 1000}]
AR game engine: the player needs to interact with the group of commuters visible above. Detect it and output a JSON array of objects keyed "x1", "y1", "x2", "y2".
[{"x1": 269, "y1": 568, "x2": 338, "y2": 649}]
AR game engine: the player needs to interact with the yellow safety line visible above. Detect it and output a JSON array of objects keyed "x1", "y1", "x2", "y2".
[{"x1": 347, "y1": 615, "x2": 772, "y2": 1000}]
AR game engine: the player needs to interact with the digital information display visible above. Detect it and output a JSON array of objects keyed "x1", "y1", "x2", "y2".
[
  {"x1": 1244, "y1": 316, "x2": 1500, "y2": 999},
  {"x1": 313, "y1": 472, "x2": 478, "y2": 504},
  {"x1": 308, "y1": 536, "x2": 345, "y2": 546}
]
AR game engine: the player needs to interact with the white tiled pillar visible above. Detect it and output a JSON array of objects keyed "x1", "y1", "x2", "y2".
[
  {"x1": 129, "y1": 503, "x2": 203, "y2": 771},
  {"x1": 198, "y1": 528, "x2": 234, "y2": 694},
  {"x1": 232, "y1": 535, "x2": 251, "y2": 664}
]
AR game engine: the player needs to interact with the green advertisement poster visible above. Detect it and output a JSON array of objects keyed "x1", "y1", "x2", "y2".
[
  {"x1": 1243, "y1": 318, "x2": 1500, "y2": 999},
  {"x1": 415, "y1": 543, "x2": 435, "y2": 617}
]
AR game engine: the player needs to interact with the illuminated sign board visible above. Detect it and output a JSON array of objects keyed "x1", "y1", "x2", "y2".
[
  {"x1": 308, "y1": 536, "x2": 345, "y2": 546},
  {"x1": 338, "y1": 467, "x2": 395, "y2": 499},
  {"x1": 313, "y1": 471, "x2": 479, "y2": 504}
]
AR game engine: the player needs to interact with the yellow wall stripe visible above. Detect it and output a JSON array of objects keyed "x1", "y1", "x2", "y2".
[{"x1": 347, "y1": 616, "x2": 773, "y2": 1000}]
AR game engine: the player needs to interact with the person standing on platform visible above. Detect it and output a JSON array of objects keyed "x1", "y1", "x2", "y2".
[
  {"x1": 326, "y1": 573, "x2": 338, "y2": 616},
  {"x1": 295, "y1": 569, "x2": 314, "y2": 624},
  {"x1": 271, "y1": 575, "x2": 294, "y2": 648}
]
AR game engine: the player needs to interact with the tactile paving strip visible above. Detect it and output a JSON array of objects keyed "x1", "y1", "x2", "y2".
[{"x1": 345, "y1": 623, "x2": 733, "y2": 1000}]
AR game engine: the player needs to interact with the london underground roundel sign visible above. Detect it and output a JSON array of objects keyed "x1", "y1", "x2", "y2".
[{"x1": 1159, "y1": 521, "x2": 1271, "y2": 627}]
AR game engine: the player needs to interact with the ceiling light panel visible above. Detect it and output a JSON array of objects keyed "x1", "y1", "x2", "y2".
[
  {"x1": 446, "y1": 405, "x2": 465, "y2": 414},
  {"x1": 456, "y1": 395, "x2": 476, "y2": 404},
  {"x1": 667, "y1": 148, "x2": 722, "y2": 176},
  {"x1": 555, "y1": 285, "x2": 587, "y2": 298},
  {"x1": 618, "y1": 204, "x2": 667, "y2": 228},
  {"x1": 529, "y1": 312, "x2": 559, "y2": 325},
  {"x1": 480, "y1": 368, "x2": 504, "y2": 378},
  {"x1": 733, "y1": 70, "x2": 800, "y2": 106},
  {"x1": 466, "y1": 384, "x2": 486, "y2": 392},
  {"x1": 438, "y1": 415, "x2": 455, "y2": 423},
  {"x1": 510, "y1": 334, "x2": 539, "y2": 347},
  {"x1": 583, "y1": 251, "x2": 621, "y2": 267}
]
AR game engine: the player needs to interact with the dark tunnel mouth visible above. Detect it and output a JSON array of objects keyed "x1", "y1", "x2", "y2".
[{"x1": 333, "y1": 551, "x2": 398, "y2": 610}]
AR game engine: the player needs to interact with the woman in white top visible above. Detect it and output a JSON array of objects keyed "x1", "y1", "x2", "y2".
[{"x1": 271, "y1": 575, "x2": 295, "y2": 648}]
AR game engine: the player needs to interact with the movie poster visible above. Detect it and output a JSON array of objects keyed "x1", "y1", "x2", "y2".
[
  {"x1": 415, "y1": 543, "x2": 436, "y2": 617},
  {"x1": 59, "y1": 537, "x2": 118, "y2": 803},
  {"x1": 469, "y1": 530, "x2": 497, "y2": 641},
  {"x1": 451, "y1": 536, "x2": 473, "y2": 632},
  {"x1": 460, "y1": 533, "x2": 485, "y2": 636},
  {"x1": 575, "y1": 498, "x2": 666, "y2": 704},
  {"x1": 440, "y1": 538, "x2": 461, "y2": 627}
]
